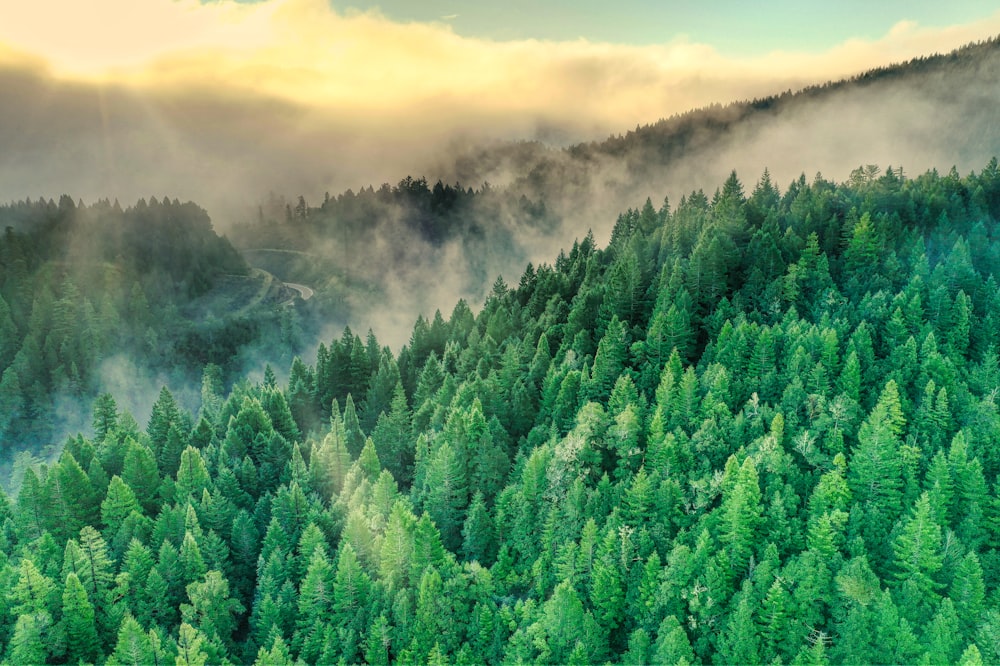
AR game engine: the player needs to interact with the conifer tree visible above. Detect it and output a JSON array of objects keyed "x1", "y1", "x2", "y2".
[
  {"x1": 101, "y1": 474, "x2": 140, "y2": 534},
  {"x1": 62, "y1": 571, "x2": 100, "y2": 663}
]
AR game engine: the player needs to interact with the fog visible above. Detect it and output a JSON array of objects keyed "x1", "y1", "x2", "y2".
[
  {"x1": 2, "y1": 2, "x2": 998, "y2": 222},
  {"x1": 4, "y1": 35, "x2": 1000, "y2": 353},
  {"x1": 2, "y1": 3, "x2": 1000, "y2": 445}
]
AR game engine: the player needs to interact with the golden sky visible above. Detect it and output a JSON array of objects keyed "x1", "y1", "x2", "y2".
[
  {"x1": 3, "y1": 0, "x2": 999, "y2": 132},
  {"x1": 1, "y1": 0, "x2": 999, "y2": 219}
]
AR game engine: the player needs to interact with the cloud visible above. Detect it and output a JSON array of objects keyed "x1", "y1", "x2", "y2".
[
  {"x1": 1, "y1": 0, "x2": 999, "y2": 366},
  {"x1": 0, "y1": 0, "x2": 998, "y2": 220},
  {"x1": 4, "y1": 1, "x2": 1000, "y2": 123}
]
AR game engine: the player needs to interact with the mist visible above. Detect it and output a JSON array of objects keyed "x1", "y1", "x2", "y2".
[
  {"x1": 2, "y1": 2, "x2": 998, "y2": 220},
  {"x1": 2, "y1": 1, "x2": 1000, "y2": 374}
]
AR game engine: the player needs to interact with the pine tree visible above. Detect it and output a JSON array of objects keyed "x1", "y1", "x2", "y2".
[
  {"x1": 718, "y1": 456, "x2": 763, "y2": 572},
  {"x1": 63, "y1": 571, "x2": 100, "y2": 663},
  {"x1": 422, "y1": 441, "x2": 467, "y2": 550},
  {"x1": 849, "y1": 380, "x2": 905, "y2": 564},
  {"x1": 923, "y1": 598, "x2": 962, "y2": 664},
  {"x1": 541, "y1": 581, "x2": 588, "y2": 664},
  {"x1": 121, "y1": 620, "x2": 170, "y2": 666},
  {"x1": 950, "y1": 551, "x2": 986, "y2": 642},
  {"x1": 180, "y1": 530, "x2": 208, "y2": 586},
  {"x1": 342, "y1": 394, "x2": 366, "y2": 458},
  {"x1": 652, "y1": 614, "x2": 694, "y2": 665},
  {"x1": 175, "y1": 622, "x2": 210, "y2": 666},
  {"x1": 410, "y1": 513, "x2": 447, "y2": 587},
  {"x1": 92, "y1": 392, "x2": 119, "y2": 443},
  {"x1": 461, "y1": 491, "x2": 497, "y2": 565},
  {"x1": 8, "y1": 612, "x2": 49, "y2": 666},
  {"x1": 718, "y1": 586, "x2": 761, "y2": 665},
  {"x1": 332, "y1": 542, "x2": 370, "y2": 629},
  {"x1": 377, "y1": 501, "x2": 415, "y2": 589},
  {"x1": 254, "y1": 635, "x2": 294, "y2": 666},
  {"x1": 372, "y1": 382, "x2": 413, "y2": 484},
  {"x1": 176, "y1": 446, "x2": 212, "y2": 499},
  {"x1": 293, "y1": 546, "x2": 334, "y2": 662},
  {"x1": 68, "y1": 526, "x2": 115, "y2": 640},
  {"x1": 122, "y1": 440, "x2": 161, "y2": 514},
  {"x1": 588, "y1": 316, "x2": 629, "y2": 403},
  {"x1": 892, "y1": 492, "x2": 943, "y2": 622},
  {"x1": 11, "y1": 558, "x2": 56, "y2": 618},
  {"x1": 54, "y1": 451, "x2": 100, "y2": 535},
  {"x1": 101, "y1": 474, "x2": 141, "y2": 534},
  {"x1": 181, "y1": 570, "x2": 244, "y2": 652},
  {"x1": 589, "y1": 529, "x2": 626, "y2": 650}
]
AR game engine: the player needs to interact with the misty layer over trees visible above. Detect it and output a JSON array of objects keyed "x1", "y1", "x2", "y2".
[
  {"x1": 231, "y1": 37, "x2": 1000, "y2": 347},
  {"x1": 234, "y1": 177, "x2": 556, "y2": 341},
  {"x1": 5, "y1": 160, "x2": 1000, "y2": 663},
  {"x1": 0, "y1": 197, "x2": 306, "y2": 458}
]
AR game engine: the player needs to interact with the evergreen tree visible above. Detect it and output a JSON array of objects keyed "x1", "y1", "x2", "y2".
[
  {"x1": 849, "y1": 380, "x2": 906, "y2": 565},
  {"x1": 101, "y1": 474, "x2": 141, "y2": 534},
  {"x1": 62, "y1": 571, "x2": 100, "y2": 663}
]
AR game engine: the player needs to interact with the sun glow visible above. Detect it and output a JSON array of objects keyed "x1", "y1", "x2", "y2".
[{"x1": 3, "y1": 0, "x2": 999, "y2": 130}]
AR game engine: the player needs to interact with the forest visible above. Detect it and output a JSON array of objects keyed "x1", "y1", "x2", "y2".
[
  {"x1": 2, "y1": 159, "x2": 1000, "y2": 664},
  {"x1": 0, "y1": 196, "x2": 304, "y2": 458},
  {"x1": 229, "y1": 36, "x2": 1000, "y2": 354}
]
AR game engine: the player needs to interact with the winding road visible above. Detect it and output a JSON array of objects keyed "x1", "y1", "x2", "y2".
[{"x1": 285, "y1": 282, "x2": 314, "y2": 301}]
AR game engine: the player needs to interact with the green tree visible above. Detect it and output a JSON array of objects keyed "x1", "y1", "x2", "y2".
[
  {"x1": 62, "y1": 571, "x2": 100, "y2": 663},
  {"x1": 8, "y1": 612, "x2": 49, "y2": 666},
  {"x1": 181, "y1": 570, "x2": 244, "y2": 652},
  {"x1": 293, "y1": 546, "x2": 334, "y2": 662},
  {"x1": 653, "y1": 615, "x2": 695, "y2": 665},
  {"x1": 950, "y1": 551, "x2": 986, "y2": 642},
  {"x1": 588, "y1": 315, "x2": 630, "y2": 403},
  {"x1": 101, "y1": 475, "x2": 141, "y2": 534},
  {"x1": 92, "y1": 392, "x2": 119, "y2": 443},
  {"x1": 332, "y1": 542, "x2": 370, "y2": 629},
  {"x1": 892, "y1": 492, "x2": 943, "y2": 623},
  {"x1": 849, "y1": 380, "x2": 905, "y2": 564},
  {"x1": 175, "y1": 622, "x2": 210, "y2": 666},
  {"x1": 718, "y1": 456, "x2": 763, "y2": 572},
  {"x1": 371, "y1": 382, "x2": 413, "y2": 484},
  {"x1": 108, "y1": 614, "x2": 162, "y2": 666},
  {"x1": 176, "y1": 446, "x2": 211, "y2": 499},
  {"x1": 461, "y1": 491, "x2": 497, "y2": 565},
  {"x1": 422, "y1": 441, "x2": 467, "y2": 550},
  {"x1": 11, "y1": 558, "x2": 56, "y2": 619},
  {"x1": 718, "y1": 586, "x2": 761, "y2": 665},
  {"x1": 122, "y1": 440, "x2": 161, "y2": 514}
]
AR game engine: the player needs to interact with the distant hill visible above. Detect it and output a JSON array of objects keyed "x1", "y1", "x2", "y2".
[
  {"x1": 237, "y1": 36, "x2": 1000, "y2": 345},
  {"x1": 437, "y1": 36, "x2": 1000, "y2": 223},
  {"x1": 0, "y1": 197, "x2": 297, "y2": 455}
]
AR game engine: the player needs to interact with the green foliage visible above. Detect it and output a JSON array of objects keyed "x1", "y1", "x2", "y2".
[
  {"x1": 62, "y1": 571, "x2": 100, "y2": 663},
  {"x1": 6, "y1": 162, "x2": 1000, "y2": 663}
]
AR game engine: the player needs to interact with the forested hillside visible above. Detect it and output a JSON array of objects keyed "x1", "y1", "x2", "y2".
[
  {"x1": 4, "y1": 160, "x2": 1000, "y2": 663},
  {"x1": 234, "y1": 37, "x2": 1000, "y2": 346},
  {"x1": 0, "y1": 197, "x2": 302, "y2": 458}
]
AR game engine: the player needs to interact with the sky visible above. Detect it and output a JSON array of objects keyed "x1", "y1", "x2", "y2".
[
  {"x1": 1, "y1": 0, "x2": 999, "y2": 350},
  {"x1": 0, "y1": 0, "x2": 999, "y2": 212},
  {"x1": 338, "y1": 0, "x2": 1000, "y2": 54}
]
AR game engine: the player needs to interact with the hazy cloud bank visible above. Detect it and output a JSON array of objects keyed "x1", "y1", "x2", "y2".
[
  {"x1": 3, "y1": 0, "x2": 1000, "y2": 352},
  {"x1": 1, "y1": 0, "x2": 999, "y2": 219}
]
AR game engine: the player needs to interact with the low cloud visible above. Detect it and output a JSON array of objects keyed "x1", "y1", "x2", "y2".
[
  {"x1": 3, "y1": 1, "x2": 1000, "y2": 352},
  {"x1": 1, "y1": 0, "x2": 998, "y2": 219}
]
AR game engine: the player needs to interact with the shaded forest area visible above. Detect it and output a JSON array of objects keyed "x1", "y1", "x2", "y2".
[
  {"x1": 5, "y1": 160, "x2": 1000, "y2": 663},
  {"x1": 0, "y1": 197, "x2": 303, "y2": 457}
]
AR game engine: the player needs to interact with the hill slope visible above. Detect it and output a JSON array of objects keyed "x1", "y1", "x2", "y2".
[
  {"x1": 235, "y1": 37, "x2": 1000, "y2": 345},
  {"x1": 8, "y1": 160, "x2": 1000, "y2": 663},
  {"x1": 0, "y1": 197, "x2": 300, "y2": 457}
]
